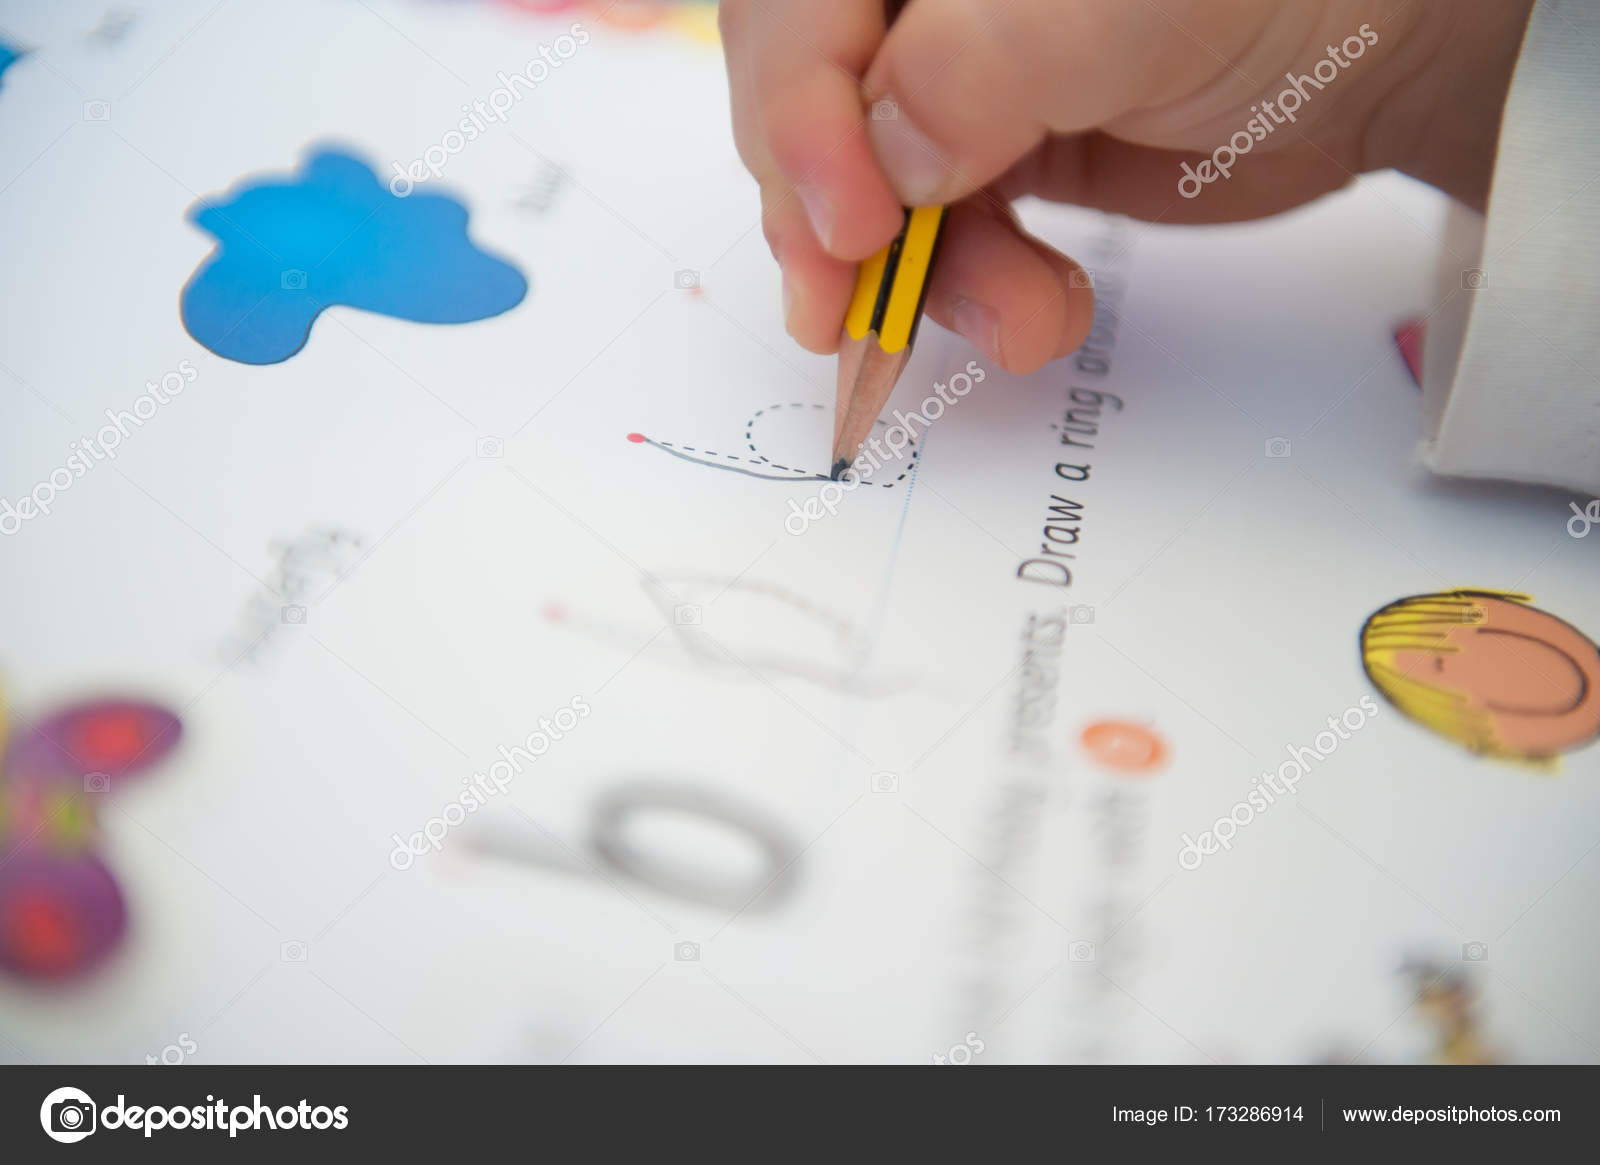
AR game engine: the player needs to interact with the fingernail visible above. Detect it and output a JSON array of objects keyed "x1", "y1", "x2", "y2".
[
  {"x1": 866, "y1": 101, "x2": 949, "y2": 204},
  {"x1": 952, "y1": 297, "x2": 1002, "y2": 365},
  {"x1": 796, "y1": 182, "x2": 834, "y2": 251}
]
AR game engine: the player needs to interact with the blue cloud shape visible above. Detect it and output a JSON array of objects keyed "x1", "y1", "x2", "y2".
[
  {"x1": 0, "y1": 39, "x2": 27, "y2": 91},
  {"x1": 180, "y1": 148, "x2": 528, "y2": 365}
]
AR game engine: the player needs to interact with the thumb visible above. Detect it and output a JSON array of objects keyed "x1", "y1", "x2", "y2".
[{"x1": 862, "y1": 0, "x2": 1266, "y2": 205}]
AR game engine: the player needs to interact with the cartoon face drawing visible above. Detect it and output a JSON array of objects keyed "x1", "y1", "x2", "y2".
[{"x1": 1361, "y1": 590, "x2": 1600, "y2": 761}]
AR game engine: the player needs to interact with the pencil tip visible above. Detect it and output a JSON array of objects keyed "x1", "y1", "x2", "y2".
[{"x1": 829, "y1": 458, "x2": 850, "y2": 481}]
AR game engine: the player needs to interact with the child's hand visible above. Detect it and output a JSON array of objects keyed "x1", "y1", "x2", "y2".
[{"x1": 719, "y1": 0, "x2": 1533, "y2": 372}]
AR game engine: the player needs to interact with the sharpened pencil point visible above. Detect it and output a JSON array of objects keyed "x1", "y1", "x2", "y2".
[{"x1": 830, "y1": 459, "x2": 850, "y2": 481}]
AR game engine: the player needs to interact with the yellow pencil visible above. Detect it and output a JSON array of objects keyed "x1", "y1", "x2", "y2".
[{"x1": 830, "y1": 203, "x2": 947, "y2": 478}]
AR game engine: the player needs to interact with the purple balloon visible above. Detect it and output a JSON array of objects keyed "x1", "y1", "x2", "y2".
[
  {"x1": 0, "y1": 850, "x2": 128, "y2": 980},
  {"x1": 6, "y1": 699, "x2": 181, "y2": 785}
]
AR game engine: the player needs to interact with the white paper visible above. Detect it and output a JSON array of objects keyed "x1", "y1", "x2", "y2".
[{"x1": 0, "y1": 0, "x2": 1595, "y2": 1065}]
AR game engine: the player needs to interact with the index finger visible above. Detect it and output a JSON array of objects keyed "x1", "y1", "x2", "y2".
[{"x1": 726, "y1": 0, "x2": 907, "y2": 259}]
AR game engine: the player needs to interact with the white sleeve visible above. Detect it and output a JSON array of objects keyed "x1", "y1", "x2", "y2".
[{"x1": 1418, "y1": 0, "x2": 1600, "y2": 496}]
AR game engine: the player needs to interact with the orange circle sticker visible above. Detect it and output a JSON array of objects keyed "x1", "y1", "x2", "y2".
[{"x1": 1081, "y1": 720, "x2": 1167, "y2": 775}]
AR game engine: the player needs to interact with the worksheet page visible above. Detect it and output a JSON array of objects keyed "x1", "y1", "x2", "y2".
[{"x1": 1, "y1": 0, "x2": 1595, "y2": 1065}]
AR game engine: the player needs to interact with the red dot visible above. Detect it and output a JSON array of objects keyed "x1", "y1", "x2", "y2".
[
  {"x1": 1081, "y1": 720, "x2": 1168, "y2": 776},
  {"x1": 71, "y1": 710, "x2": 148, "y2": 766},
  {"x1": 6, "y1": 891, "x2": 84, "y2": 975},
  {"x1": 626, "y1": 432, "x2": 646, "y2": 444}
]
